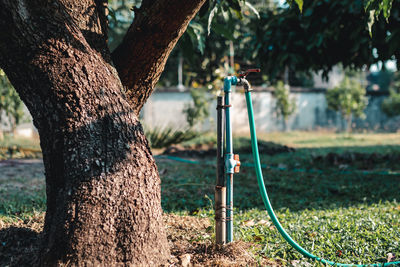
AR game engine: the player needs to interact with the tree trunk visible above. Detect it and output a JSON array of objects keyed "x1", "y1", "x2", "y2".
[
  {"x1": 10, "y1": 116, "x2": 17, "y2": 136},
  {"x1": 0, "y1": 0, "x2": 191, "y2": 265},
  {"x1": 345, "y1": 114, "x2": 353, "y2": 133},
  {"x1": 283, "y1": 119, "x2": 289, "y2": 132}
]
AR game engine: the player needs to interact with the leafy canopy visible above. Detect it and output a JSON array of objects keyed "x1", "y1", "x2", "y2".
[{"x1": 247, "y1": 0, "x2": 400, "y2": 81}]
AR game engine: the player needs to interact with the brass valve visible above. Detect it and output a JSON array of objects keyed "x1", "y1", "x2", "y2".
[{"x1": 234, "y1": 154, "x2": 240, "y2": 173}]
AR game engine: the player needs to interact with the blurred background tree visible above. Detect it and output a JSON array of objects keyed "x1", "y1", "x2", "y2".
[
  {"x1": 326, "y1": 77, "x2": 368, "y2": 132},
  {"x1": 273, "y1": 81, "x2": 297, "y2": 131},
  {"x1": 0, "y1": 69, "x2": 26, "y2": 137},
  {"x1": 382, "y1": 71, "x2": 400, "y2": 117}
]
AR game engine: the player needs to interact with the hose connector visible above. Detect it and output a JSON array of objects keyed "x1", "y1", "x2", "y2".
[
  {"x1": 225, "y1": 153, "x2": 240, "y2": 174},
  {"x1": 238, "y1": 78, "x2": 252, "y2": 92}
]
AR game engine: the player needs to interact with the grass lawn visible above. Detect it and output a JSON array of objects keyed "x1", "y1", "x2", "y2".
[{"x1": 1, "y1": 132, "x2": 400, "y2": 265}]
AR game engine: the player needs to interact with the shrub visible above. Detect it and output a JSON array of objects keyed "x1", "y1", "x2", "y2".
[
  {"x1": 326, "y1": 77, "x2": 367, "y2": 132},
  {"x1": 145, "y1": 126, "x2": 199, "y2": 149},
  {"x1": 273, "y1": 81, "x2": 296, "y2": 131}
]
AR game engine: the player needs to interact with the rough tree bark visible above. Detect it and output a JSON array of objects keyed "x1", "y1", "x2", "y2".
[{"x1": 0, "y1": 0, "x2": 205, "y2": 265}]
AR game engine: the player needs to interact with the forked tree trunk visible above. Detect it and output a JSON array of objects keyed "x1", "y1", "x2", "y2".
[
  {"x1": 0, "y1": 0, "x2": 205, "y2": 265},
  {"x1": 0, "y1": 2, "x2": 168, "y2": 265}
]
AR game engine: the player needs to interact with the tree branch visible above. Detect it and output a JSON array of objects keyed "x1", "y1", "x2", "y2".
[
  {"x1": 59, "y1": 0, "x2": 111, "y2": 62},
  {"x1": 112, "y1": 0, "x2": 207, "y2": 115}
]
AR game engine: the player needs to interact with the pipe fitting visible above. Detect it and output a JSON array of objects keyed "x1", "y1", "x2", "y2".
[
  {"x1": 223, "y1": 76, "x2": 239, "y2": 93},
  {"x1": 237, "y1": 78, "x2": 252, "y2": 92},
  {"x1": 225, "y1": 153, "x2": 238, "y2": 174}
]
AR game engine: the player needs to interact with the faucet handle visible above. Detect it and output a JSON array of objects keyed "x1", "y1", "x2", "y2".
[{"x1": 238, "y1": 69, "x2": 260, "y2": 78}]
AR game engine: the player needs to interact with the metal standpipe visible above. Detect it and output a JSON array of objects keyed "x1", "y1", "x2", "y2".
[
  {"x1": 224, "y1": 77, "x2": 235, "y2": 243},
  {"x1": 215, "y1": 70, "x2": 257, "y2": 244},
  {"x1": 215, "y1": 96, "x2": 226, "y2": 245},
  {"x1": 224, "y1": 76, "x2": 241, "y2": 243}
]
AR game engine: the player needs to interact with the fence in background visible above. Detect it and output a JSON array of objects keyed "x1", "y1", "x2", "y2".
[{"x1": 141, "y1": 87, "x2": 400, "y2": 133}]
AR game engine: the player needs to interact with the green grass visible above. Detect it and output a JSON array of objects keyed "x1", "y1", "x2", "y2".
[
  {"x1": 1, "y1": 132, "x2": 400, "y2": 265},
  {"x1": 258, "y1": 131, "x2": 400, "y2": 149},
  {"x1": 0, "y1": 176, "x2": 46, "y2": 215},
  {"x1": 159, "y1": 151, "x2": 400, "y2": 212},
  {"x1": 159, "y1": 132, "x2": 400, "y2": 265},
  {"x1": 232, "y1": 202, "x2": 400, "y2": 265}
]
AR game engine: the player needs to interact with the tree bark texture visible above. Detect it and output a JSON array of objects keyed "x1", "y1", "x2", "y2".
[{"x1": 0, "y1": 0, "x2": 204, "y2": 265}]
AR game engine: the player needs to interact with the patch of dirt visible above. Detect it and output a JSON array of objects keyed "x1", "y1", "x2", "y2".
[
  {"x1": 164, "y1": 144, "x2": 217, "y2": 158},
  {"x1": 0, "y1": 213, "x2": 43, "y2": 266},
  {"x1": 0, "y1": 213, "x2": 279, "y2": 266},
  {"x1": 0, "y1": 159, "x2": 44, "y2": 182},
  {"x1": 164, "y1": 141, "x2": 294, "y2": 159},
  {"x1": 165, "y1": 214, "x2": 279, "y2": 266}
]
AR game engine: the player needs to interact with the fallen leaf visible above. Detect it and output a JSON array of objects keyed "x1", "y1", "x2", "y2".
[
  {"x1": 256, "y1": 219, "x2": 270, "y2": 226},
  {"x1": 179, "y1": 253, "x2": 191, "y2": 267},
  {"x1": 242, "y1": 220, "x2": 255, "y2": 227},
  {"x1": 387, "y1": 253, "x2": 396, "y2": 262}
]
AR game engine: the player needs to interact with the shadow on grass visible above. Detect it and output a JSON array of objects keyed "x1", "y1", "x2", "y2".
[
  {"x1": 0, "y1": 227, "x2": 40, "y2": 266},
  {"x1": 159, "y1": 143, "x2": 400, "y2": 212}
]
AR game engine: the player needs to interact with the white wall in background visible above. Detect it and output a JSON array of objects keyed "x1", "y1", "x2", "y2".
[{"x1": 141, "y1": 91, "x2": 399, "y2": 133}]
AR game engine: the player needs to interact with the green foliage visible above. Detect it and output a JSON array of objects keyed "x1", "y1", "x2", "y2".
[
  {"x1": 0, "y1": 69, "x2": 26, "y2": 133},
  {"x1": 381, "y1": 71, "x2": 400, "y2": 117},
  {"x1": 365, "y1": 0, "x2": 394, "y2": 20},
  {"x1": 382, "y1": 91, "x2": 400, "y2": 117},
  {"x1": 326, "y1": 77, "x2": 368, "y2": 121},
  {"x1": 287, "y1": 0, "x2": 303, "y2": 12},
  {"x1": 273, "y1": 81, "x2": 296, "y2": 122},
  {"x1": 246, "y1": 0, "x2": 400, "y2": 81},
  {"x1": 365, "y1": 0, "x2": 394, "y2": 33},
  {"x1": 108, "y1": 0, "x2": 400, "y2": 88},
  {"x1": 144, "y1": 126, "x2": 198, "y2": 149},
  {"x1": 183, "y1": 87, "x2": 213, "y2": 127},
  {"x1": 162, "y1": 0, "x2": 270, "y2": 88}
]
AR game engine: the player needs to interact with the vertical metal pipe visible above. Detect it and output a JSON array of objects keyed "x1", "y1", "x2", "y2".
[
  {"x1": 224, "y1": 86, "x2": 234, "y2": 243},
  {"x1": 216, "y1": 96, "x2": 225, "y2": 186},
  {"x1": 215, "y1": 96, "x2": 226, "y2": 245},
  {"x1": 215, "y1": 186, "x2": 226, "y2": 244},
  {"x1": 226, "y1": 173, "x2": 233, "y2": 242}
]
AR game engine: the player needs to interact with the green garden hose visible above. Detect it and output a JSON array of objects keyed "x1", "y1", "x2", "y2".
[{"x1": 244, "y1": 90, "x2": 400, "y2": 267}]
